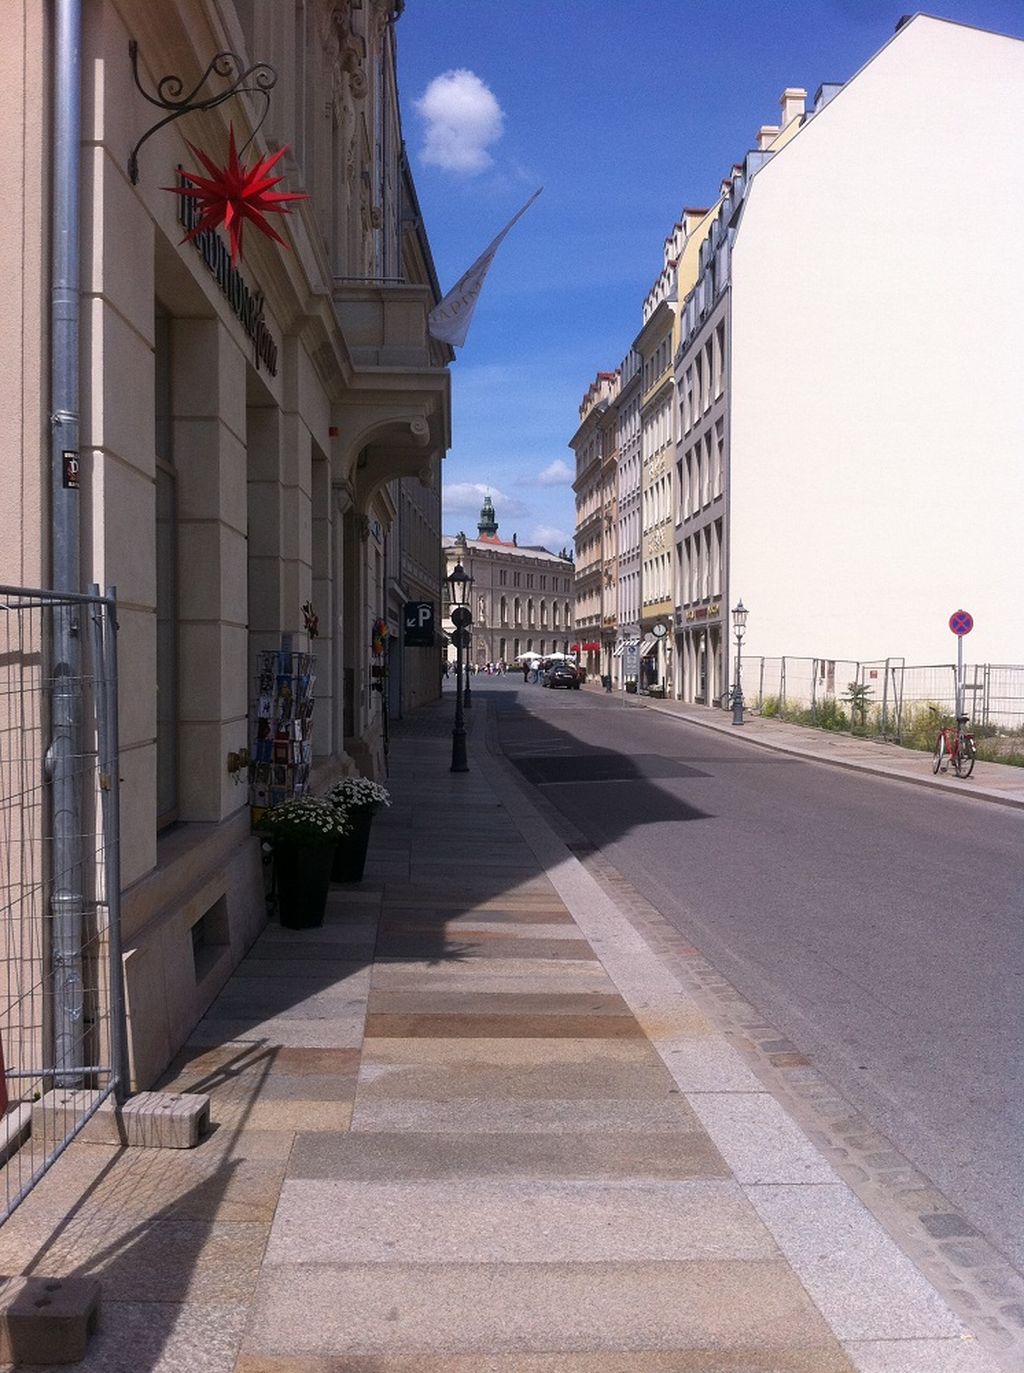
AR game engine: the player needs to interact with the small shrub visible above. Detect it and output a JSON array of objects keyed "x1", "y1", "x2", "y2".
[
  {"x1": 760, "y1": 695, "x2": 780, "y2": 718},
  {"x1": 814, "y1": 696, "x2": 849, "y2": 732},
  {"x1": 898, "y1": 701, "x2": 950, "y2": 752},
  {"x1": 842, "y1": 681, "x2": 873, "y2": 728}
]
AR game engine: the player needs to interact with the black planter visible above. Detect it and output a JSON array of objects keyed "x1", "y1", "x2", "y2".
[
  {"x1": 275, "y1": 842, "x2": 335, "y2": 928},
  {"x1": 331, "y1": 805, "x2": 375, "y2": 883}
]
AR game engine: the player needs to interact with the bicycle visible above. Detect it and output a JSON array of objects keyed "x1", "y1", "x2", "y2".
[{"x1": 931, "y1": 708, "x2": 976, "y2": 779}]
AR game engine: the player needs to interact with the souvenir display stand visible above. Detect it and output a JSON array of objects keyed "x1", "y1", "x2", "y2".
[{"x1": 248, "y1": 649, "x2": 315, "y2": 827}]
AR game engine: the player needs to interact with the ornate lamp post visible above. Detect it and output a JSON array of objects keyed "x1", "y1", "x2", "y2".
[
  {"x1": 731, "y1": 599, "x2": 748, "y2": 726},
  {"x1": 462, "y1": 598, "x2": 473, "y2": 710},
  {"x1": 447, "y1": 562, "x2": 473, "y2": 772}
]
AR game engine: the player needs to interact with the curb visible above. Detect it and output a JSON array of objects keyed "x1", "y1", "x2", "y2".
[{"x1": 630, "y1": 696, "x2": 1024, "y2": 813}]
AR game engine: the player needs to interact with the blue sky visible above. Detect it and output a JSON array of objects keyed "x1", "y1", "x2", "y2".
[{"x1": 396, "y1": 1, "x2": 1024, "y2": 551}]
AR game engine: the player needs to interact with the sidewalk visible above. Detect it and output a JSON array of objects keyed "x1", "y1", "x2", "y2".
[
  {"x1": 594, "y1": 687, "x2": 1024, "y2": 810},
  {"x1": 0, "y1": 699, "x2": 1013, "y2": 1371}
]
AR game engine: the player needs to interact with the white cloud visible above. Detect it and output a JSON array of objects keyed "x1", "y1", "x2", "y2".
[
  {"x1": 531, "y1": 524, "x2": 571, "y2": 552},
  {"x1": 444, "y1": 482, "x2": 527, "y2": 520},
  {"x1": 536, "y1": 458, "x2": 574, "y2": 487},
  {"x1": 414, "y1": 70, "x2": 504, "y2": 175}
]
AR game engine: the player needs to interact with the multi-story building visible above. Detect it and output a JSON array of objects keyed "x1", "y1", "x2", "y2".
[
  {"x1": 442, "y1": 499, "x2": 575, "y2": 667},
  {"x1": 570, "y1": 373, "x2": 619, "y2": 680},
  {"x1": 676, "y1": 13, "x2": 1024, "y2": 701},
  {"x1": 0, "y1": 0, "x2": 450, "y2": 1088},
  {"x1": 674, "y1": 97, "x2": 804, "y2": 703},
  {"x1": 614, "y1": 349, "x2": 643, "y2": 685},
  {"x1": 633, "y1": 218, "x2": 692, "y2": 691}
]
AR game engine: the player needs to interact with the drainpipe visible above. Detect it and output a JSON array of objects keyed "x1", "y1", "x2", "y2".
[{"x1": 48, "y1": 0, "x2": 85, "y2": 1086}]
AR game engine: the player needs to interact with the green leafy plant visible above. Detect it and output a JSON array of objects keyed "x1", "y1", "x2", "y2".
[
  {"x1": 842, "y1": 680, "x2": 873, "y2": 729},
  {"x1": 814, "y1": 696, "x2": 850, "y2": 731},
  {"x1": 258, "y1": 796, "x2": 351, "y2": 847},
  {"x1": 760, "y1": 695, "x2": 780, "y2": 718}
]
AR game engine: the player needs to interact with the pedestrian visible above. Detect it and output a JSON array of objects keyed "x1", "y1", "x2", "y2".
[{"x1": 522, "y1": 659, "x2": 530, "y2": 682}]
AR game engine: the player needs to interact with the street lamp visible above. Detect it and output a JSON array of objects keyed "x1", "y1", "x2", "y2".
[
  {"x1": 447, "y1": 562, "x2": 473, "y2": 772},
  {"x1": 731, "y1": 599, "x2": 748, "y2": 726}
]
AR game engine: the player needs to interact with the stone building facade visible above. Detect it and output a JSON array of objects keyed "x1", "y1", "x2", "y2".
[
  {"x1": 570, "y1": 374, "x2": 618, "y2": 680},
  {"x1": 443, "y1": 500, "x2": 575, "y2": 667},
  {"x1": 0, "y1": 0, "x2": 450, "y2": 1088}
]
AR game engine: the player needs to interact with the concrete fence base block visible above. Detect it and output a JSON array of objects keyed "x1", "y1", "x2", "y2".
[
  {"x1": 119, "y1": 1091, "x2": 211, "y2": 1149},
  {"x1": 0, "y1": 1274, "x2": 100, "y2": 1365},
  {"x1": 32, "y1": 1089, "x2": 210, "y2": 1150}
]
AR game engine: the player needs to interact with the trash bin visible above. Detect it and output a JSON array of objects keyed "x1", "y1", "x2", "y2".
[
  {"x1": 601, "y1": 674, "x2": 612, "y2": 692},
  {"x1": 625, "y1": 680, "x2": 638, "y2": 694}
]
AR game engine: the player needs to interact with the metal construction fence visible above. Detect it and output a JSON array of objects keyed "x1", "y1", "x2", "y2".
[
  {"x1": 0, "y1": 585, "x2": 127, "y2": 1223},
  {"x1": 738, "y1": 655, "x2": 1024, "y2": 740}
]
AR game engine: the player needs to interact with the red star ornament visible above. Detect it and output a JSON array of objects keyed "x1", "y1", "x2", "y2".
[{"x1": 166, "y1": 124, "x2": 307, "y2": 265}]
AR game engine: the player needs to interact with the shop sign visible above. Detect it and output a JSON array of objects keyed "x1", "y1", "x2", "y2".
[{"x1": 177, "y1": 170, "x2": 278, "y2": 376}]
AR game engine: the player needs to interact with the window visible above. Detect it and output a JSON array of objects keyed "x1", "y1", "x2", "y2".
[
  {"x1": 500, "y1": 596, "x2": 508, "y2": 626},
  {"x1": 514, "y1": 597, "x2": 522, "y2": 626},
  {"x1": 499, "y1": 569, "x2": 507, "y2": 586},
  {"x1": 513, "y1": 572, "x2": 521, "y2": 588}
]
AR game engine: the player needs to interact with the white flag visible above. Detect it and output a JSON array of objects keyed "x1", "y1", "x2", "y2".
[{"x1": 428, "y1": 188, "x2": 543, "y2": 348}]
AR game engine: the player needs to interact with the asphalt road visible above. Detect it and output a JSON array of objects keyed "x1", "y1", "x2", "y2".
[{"x1": 485, "y1": 676, "x2": 1024, "y2": 1273}]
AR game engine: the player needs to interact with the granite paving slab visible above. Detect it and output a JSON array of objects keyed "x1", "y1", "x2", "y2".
[
  {"x1": 6, "y1": 1145, "x2": 287, "y2": 1224},
  {"x1": 210, "y1": 1099, "x2": 353, "y2": 1132},
  {"x1": 373, "y1": 936, "x2": 595, "y2": 960},
  {"x1": 159, "y1": 1045, "x2": 360, "y2": 1095},
  {"x1": 0, "y1": 1212, "x2": 267, "y2": 1303},
  {"x1": 367, "y1": 971, "x2": 620, "y2": 995},
  {"x1": 686, "y1": 1092, "x2": 838, "y2": 1184},
  {"x1": 237, "y1": 952, "x2": 377, "y2": 973},
  {"x1": 379, "y1": 906, "x2": 577, "y2": 925},
  {"x1": 364, "y1": 988, "x2": 632, "y2": 1013},
  {"x1": 380, "y1": 921, "x2": 585, "y2": 941},
  {"x1": 264, "y1": 1178, "x2": 777, "y2": 1264},
  {"x1": 348, "y1": 1097, "x2": 696, "y2": 1133},
  {"x1": 287, "y1": 1128, "x2": 729, "y2": 1182},
  {"x1": 0, "y1": 1299, "x2": 250, "y2": 1373},
  {"x1": 233, "y1": 1353, "x2": 858, "y2": 1373},
  {"x1": 204, "y1": 978, "x2": 371, "y2": 1019},
  {"x1": 748, "y1": 1184, "x2": 968, "y2": 1340},
  {"x1": 356, "y1": 1035, "x2": 664, "y2": 1067},
  {"x1": 241, "y1": 1259, "x2": 845, "y2": 1356},
  {"x1": 367, "y1": 957, "x2": 606, "y2": 979},
  {"x1": 353, "y1": 1058, "x2": 681, "y2": 1101},
  {"x1": 843, "y1": 1338, "x2": 1004, "y2": 1371},
  {"x1": 186, "y1": 1017, "x2": 366, "y2": 1049},
  {"x1": 364, "y1": 1012, "x2": 645, "y2": 1039}
]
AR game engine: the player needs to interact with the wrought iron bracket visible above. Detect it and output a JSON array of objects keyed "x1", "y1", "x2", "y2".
[{"x1": 127, "y1": 39, "x2": 278, "y2": 185}]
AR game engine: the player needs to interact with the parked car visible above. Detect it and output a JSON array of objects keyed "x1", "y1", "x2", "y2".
[{"x1": 543, "y1": 663, "x2": 580, "y2": 690}]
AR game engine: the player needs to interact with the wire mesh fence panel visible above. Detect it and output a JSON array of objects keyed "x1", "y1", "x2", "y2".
[
  {"x1": 0, "y1": 586, "x2": 125, "y2": 1223},
  {"x1": 974, "y1": 664, "x2": 1024, "y2": 733},
  {"x1": 888, "y1": 664, "x2": 959, "y2": 741}
]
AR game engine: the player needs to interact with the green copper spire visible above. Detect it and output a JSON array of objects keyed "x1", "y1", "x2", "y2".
[{"x1": 477, "y1": 494, "x2": 498, "y2": 537}]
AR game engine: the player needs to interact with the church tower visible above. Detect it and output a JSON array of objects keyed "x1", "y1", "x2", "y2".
[{"x1": 477, "y1": 494, "x2": 499, "y2": 538}]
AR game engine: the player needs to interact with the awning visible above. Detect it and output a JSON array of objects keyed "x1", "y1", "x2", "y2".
[
  {"x1": 640, "y1": 635, "x2": 659, "y2": 658},
  {"x1": 613, "y1": 638, "x2": 639, "y2": 658}
]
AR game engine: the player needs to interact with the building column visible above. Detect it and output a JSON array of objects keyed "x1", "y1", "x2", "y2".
[{"x1": 172, "y1": 320, "x2": 248, "y2": 823}]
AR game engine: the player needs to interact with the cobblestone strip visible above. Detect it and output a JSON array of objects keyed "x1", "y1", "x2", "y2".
[{"x1": 484, "y1": 705, "x2": 1024, "y2": 1371}]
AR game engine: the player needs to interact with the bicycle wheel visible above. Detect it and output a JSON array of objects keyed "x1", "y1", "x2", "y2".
[
  {"x1": 932, "y1": 733, "x2": 945, "y2": 774},
  {"x1": 954, "y1": 733, "x2": 976, "y2": 779}
]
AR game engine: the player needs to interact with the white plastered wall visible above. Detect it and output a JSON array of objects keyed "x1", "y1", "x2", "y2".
[{"x1": 729, "y1": 15, "x2": 1024, "y2": 666}]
